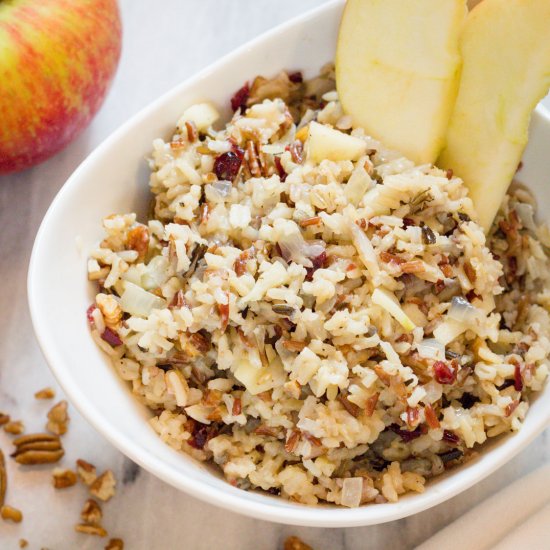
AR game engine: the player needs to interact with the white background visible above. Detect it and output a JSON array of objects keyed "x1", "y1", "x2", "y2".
[{"x1": 1, "y1": 1, "x2": 549, "y2": 548}]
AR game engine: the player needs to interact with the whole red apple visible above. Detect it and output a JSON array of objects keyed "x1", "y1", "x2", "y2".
[{"x1": 0, "y1": 0, "x2": 122, "y2": 174}]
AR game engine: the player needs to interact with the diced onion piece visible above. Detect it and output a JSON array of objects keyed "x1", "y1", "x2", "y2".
[
  {"x1": 417, "y1": 338, "x2": 445, "y2": 360},
  {"x1": 341, "y1": 477, "x2": 363, "y2": 508},
  {"x1": 177, "y1": 103, "x2": 219, "y2": 132},
  {"x1": 448, "y1": 296, "x2": 479, "y2": 324},
  {"x1": 212, "y1": 181, "x2": 233, "y2": 198},
  {"x1": 345, "y1": 165, "x2": 373, "y2": 206},
  {"x1": 277, "y1": 231, "x2": 325, "y2": 268},
  {"x1": 350, "y1": 222, "x2": 379, "y2": 279},
  {"x1": 372, "y1": 288, "x2": 416, "y2": 332},
  {"x1": 514, "y1": 203, "x2": 536, "y2": 232},
  {"x1": 433, "y1": 319, "x2": 466, "y2": 346},
  {"x1": 119, "y1": 281, "x2": 166, "y2": 317},
  {"x1": 233, "y1": 356, "x2": 286, "y2": 395}
]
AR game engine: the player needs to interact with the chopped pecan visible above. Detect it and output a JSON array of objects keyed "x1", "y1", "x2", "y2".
[
  {"x1": 52, "y1": 468, "x2": 77, "y2": 489},
  {"x1": 246, "y1": 140, "x2": 262, "y2": 177},
  {"x1": 284, "y1": 429, "x2": 300, "y2": 453},
  {"x1": 1, "y1": 505, "x2": 22, "y2": 523},
  {"x1": 3, "y1": 421, "x2": 24, "y2": 435},
  {"x1": 126, "y1": 225, "x2": 149, "y2": 261},
  {"x1": 463, "y1": 260, "x2": 476, "y2": 284},
  {"x1": 75, "y1": 523, "x2": 107, "y2": 537},
  {"x1": 76, "y1": 459, "x2": 97, "y2": 485},
  {"x1": 380, "y1": 251, "x2": 404, "y2": 265},
  {"x1": 185, "y1": 120, "x2": 198, "y2": 142},
  {"x1": 0, "y1": 450, "x2": 5, "y2": 507},
  {"x1": 19, "y1": 539, "x2": 28, "y2": 548},
  {"x1": 34, "y1": 387, "x2": 55, "y2": 400},
  {"x1": 218, "y1": 299, "x2": 230, "y2": 333},
  {"x1": 81, "y1": 498, "x2": 102, "y2": 525},
  {"x1": 364, "y1": 393, "x2": 379, "y2": 417},
  {"x1": 232, "y1": 397, "x2": 242, "y2": 416},
  {"x1": 254, "y1": 425, "x2": 278, "y2": 437},
  {"x1": 299, "y1": 216, "x2": 322, "y2": 228},
  {"x1": 281, "y1": 340, "x2": 306, "y2": 352},
  {"x1": 288, "y1": 141, "x2": 303, "y2": 164},
  {"x1": 401, "y1": 261, "x2": 425, "y2": 274},
  {"x1": 46, "y1": 400, "x2": 70, "y2": 436},
  {"x1": 338, "y1": 394, "x2": 361, "y2": 418},
  {"x1": 90, "y1": 470, "x2": 116, "y2": 502},
  {"x1": 105, "y1": 539, "x2": 124, "y2": 550},
  {"x1": 302, "y1": 431, "x2": 322, "y2": 447},
  {"x1": 284, "y1": 536, "x2": 312, "y2": 550},
  {"x1": 424, "y1": 404, "x2": 441, "y2": 429},
  {"x1": 505, "y1": 400, "x2": 520, "y2": 417}
]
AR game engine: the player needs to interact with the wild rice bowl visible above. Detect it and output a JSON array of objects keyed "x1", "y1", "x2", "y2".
[{"x1": 87, "y1": 66, "x2": 550, "y2": 507}]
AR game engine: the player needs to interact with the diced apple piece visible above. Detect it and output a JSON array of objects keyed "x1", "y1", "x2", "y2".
[
  {"x1": 234, "y1": 356, "x2": 286, "y2": 395},
  {"x1": 336, "y1": 0, "x2": 466, "y2": 165},
  {"x1": 306, "y1": 121, "x2": 367, "y2": 163},
  {"x1": 438, "y1": 0, "x2": 550, "y2": 232},
  {"x1": 372, "y1": 288, "x2": 416, "y2": 332},
  {"x1": 177, "y1": 103, "x2": 219, "y2": 132}
]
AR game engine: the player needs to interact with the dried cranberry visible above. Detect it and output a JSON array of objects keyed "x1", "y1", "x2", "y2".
[
  {"x1": 274, "y1": 156, "x2": 287, "y2": 182},
  {"x1": 101, "y1": 327, "x2": 123, "y2": 347},
  {"x1": 442, "y1": 430, "x2": 460, "y2": 444},
  {"x1": 433, "y1": 361, "x2": 456, "y2": 385},
  {"x1": 458, "y1": 392, "x2": 479, "y2": 409},
  {"x1": 389, "y1": 424, "x2": 423, "y2": 442},
  {"x1": 305, "y1": 250, "x2": 327, "y2": 281},
  {"x1": 402, "y1": 217, "x2": 415, "y2": 228},
  {"x1": 288, "y1": 71, "x2": 303, "y2": 83},
  {"x1": 311, "y1": 250, "x2": 327, "y2": 270},
  {"x1": 188, "y1": 423, "x2": 218, "y2": 450},
  {"x1": 86, "y1": 304, "x2": 97, "y2": 325},
  {"x1": 514, "y1": 363, "x2": 523, "y2": 391},
  {"x1": 214, "y1": 150, "x2": 243, "y2": 181},
  {"x1": 230, "y1": 82, "x2": 249, "y2": 113},
  {"x1": 188, "y1": 425, "x2": 209, "y2": 450}
]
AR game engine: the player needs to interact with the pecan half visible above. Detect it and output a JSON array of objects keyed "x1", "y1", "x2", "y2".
[{"x1": 11, "y1": 433, "x2": 64, "y2": 465}]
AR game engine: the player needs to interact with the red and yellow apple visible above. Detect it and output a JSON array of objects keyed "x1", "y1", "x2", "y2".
[{"x1": 0, "y1": 0, "x2": 122, "y2": 174}]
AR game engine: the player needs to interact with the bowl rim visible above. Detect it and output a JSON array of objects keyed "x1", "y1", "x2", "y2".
[{"x1": 28, "y1": 0, "x2": 550, "y2": 527}]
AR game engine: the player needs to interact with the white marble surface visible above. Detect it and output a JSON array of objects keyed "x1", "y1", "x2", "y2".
[{"x1": 1, "y1": 1, "x2": 549, "y2": 548}]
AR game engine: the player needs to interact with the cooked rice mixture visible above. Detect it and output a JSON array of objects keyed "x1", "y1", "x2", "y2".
[{"x1": 87, "y1": 66, "x2": 550, "y2": 507}]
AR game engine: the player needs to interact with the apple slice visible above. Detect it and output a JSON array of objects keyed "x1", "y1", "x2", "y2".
[
  {"x1": 438, "y1": 0, "x2": 550, "y2": 232},
  {"x1": 336, "y1": 0, "x2": 466, "y2": 165},
  {"x1": 306, "y1": 121, "x2": 368, "y2": 163}
]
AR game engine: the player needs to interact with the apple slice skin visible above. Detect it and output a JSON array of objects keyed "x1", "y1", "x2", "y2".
[
  {"x1": 438, "y1": 0, "x2": 550, "y2": 232},
  {"x1": 336, "y1": 0, "x2": 466, "y2": 165},
  {"x1": 0, "y1": 0, "x2": 121, "y2": 174}
]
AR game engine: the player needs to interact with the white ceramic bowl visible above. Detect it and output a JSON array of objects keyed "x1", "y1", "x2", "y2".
[{"x1": 28, "y1": 0, "x2": 550, "y2": 527}]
